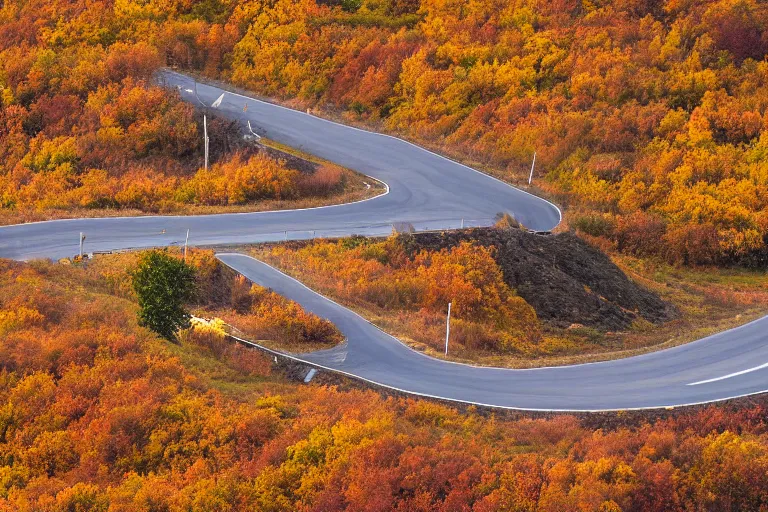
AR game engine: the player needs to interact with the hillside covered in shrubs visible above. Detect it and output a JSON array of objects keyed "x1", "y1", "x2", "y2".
[
  {"x1": 3, "y1": 255, "x2": 768, "y2": 510},
  {"x1": 254, "y1": 228, "x2": 768, "y2": 364},
  {"x1": 0, "y1": 35, "x2": 356, "y2": 222},
  {"x1": 3, "y1": 0, "x2": 768, "y2": 263}
]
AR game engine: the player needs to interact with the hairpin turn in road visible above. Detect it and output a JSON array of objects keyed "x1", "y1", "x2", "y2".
[{"x1": 1, "y1": 70, "x2": 766, "y2": 411}]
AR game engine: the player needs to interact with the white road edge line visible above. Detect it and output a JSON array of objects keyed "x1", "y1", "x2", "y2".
[
  {"x1": 1, "y1": 175, "x2": 389, "y2": 230},
  {"x1": 688, "y1": 362, "x2": 768, "y2": 386},
  {"x1": 225, "y1": 326, "x2": 768, "y2": 413}
]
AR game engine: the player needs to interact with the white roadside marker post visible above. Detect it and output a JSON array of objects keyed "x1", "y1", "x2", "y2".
[
  {"x1": 184, "y1": 229, "x2": 190, "y2": 261},
  {"x1": 445, "y1": 302, "x2": 452, "y2": 356},
  {"x1": 202, "y1": 94, "x2": 224, "y2": 171},
  {"x1": 203, "y1": 115, "x2": 209, "y2": 171},
  {"x1": 79, "y1": 232, "x2": 85, "y2": 259}
]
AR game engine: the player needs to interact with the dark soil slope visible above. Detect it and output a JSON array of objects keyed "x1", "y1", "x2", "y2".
[{"x1": 407, "y1": 228, "x2": 676, "y2": 331}]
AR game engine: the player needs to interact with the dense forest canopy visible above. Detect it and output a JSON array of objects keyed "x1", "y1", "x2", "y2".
[
  {"x1": 2, "y1": 2, "x2": 768, "y2": 507},
  {"x1": 3, "y1": 257, "x2": 768, "y2": 510},
  {"x1": 1, "y1": 0, "x2": 767, "y2": 263}
]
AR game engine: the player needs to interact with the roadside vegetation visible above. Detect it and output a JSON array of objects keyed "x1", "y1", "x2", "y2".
[
  {"x1": 0, "y1": 41, "x2": 378, "y2": 225},
  {"x1": 256, "y1": 235, "x2": 544, "y2": 357},
  {"x1": 86, "y1": 248, "x2": 344, "y2": 353},
  {"x1": 4, "y1": 255, "x2": 768, "y2": 510},
  {"x1": 3, "y1": 0, "x2": 767, "y2": 264},
  {"x1": 250, "y1": 229, "x2": 768, "y2": 367}
]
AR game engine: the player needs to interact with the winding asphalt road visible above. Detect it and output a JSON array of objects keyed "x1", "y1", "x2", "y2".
[
  {"x1": 218, "y1": 253, "x2": 768, "y2": 411},
  {"x1": 0, "y1": 70, "x2": 559, "y2": 261},
  {"x1": 1, "y1": 70, "x2": 766, "y2": 410}
]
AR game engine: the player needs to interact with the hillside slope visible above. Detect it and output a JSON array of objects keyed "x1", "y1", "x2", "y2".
[
  {"x1": 409, "y1": 228, "x2": 675, "y2": 331},
  {"x1": 2, "y1": 256, "x2": 768, "y2": 510}
]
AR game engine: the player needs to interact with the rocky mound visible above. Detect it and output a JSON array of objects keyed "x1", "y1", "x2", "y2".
[{"x1": 407, "y1": 228, "x2": 676, "y2": 331}]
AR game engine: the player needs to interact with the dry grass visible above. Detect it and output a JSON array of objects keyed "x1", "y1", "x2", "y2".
[{"x1": 191, "y1": 314, "x2": 338, "y2": 356}]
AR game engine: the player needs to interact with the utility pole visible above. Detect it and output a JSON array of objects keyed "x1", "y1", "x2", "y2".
[
  {"x1": 528, "y1": 151, "x2": 536, "y2": 186},
  {"x1": 445, "y1": 302, "x2": 452, "y2": 356},
  {"x1": 184, "y1": 229, "x2": 190, "y2": 261},
  {"x1": 203, "y1": 115, "x2": 209, "y2": 171}
]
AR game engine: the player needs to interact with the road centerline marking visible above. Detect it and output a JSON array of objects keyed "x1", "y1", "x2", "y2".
[{"x1": 688, "y1": 362, "x2": 768, "y2": 386}]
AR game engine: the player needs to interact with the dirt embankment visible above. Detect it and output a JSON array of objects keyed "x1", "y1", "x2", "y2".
[{"x1": 406, "y1": 228, "x2": 676, "y2": 331}]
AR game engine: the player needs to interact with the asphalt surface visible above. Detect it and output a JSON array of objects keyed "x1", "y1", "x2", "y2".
[
  {"x1": 218, "y1": 253, "x2": 768, "y2": 411},
  {"x1": 0, "y1": 70, "x2": 559, "y2": 261},
  {"x1": 1, "y1": 70, "x2": 766, "y2": 410}
]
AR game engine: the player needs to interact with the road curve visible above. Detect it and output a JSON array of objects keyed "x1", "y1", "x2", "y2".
[
  {"x1": 0, "y1": 70, "x2": 559, "y2": 261},
  {"x1": 218, "y1": 253, "x2": 768, "y2": 411},
  {"x1": 1, "y1": 71, "x2": 766, "y2": 410}
]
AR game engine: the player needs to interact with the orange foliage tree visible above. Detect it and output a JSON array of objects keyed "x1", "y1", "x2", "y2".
[{"x1": 265, "y1": 236, "x2": 541, "y2": 353}]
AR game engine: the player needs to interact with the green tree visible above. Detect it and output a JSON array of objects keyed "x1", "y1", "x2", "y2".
[{"x1": 131, "y1": 250, "x2": 196, "y2": 340}]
